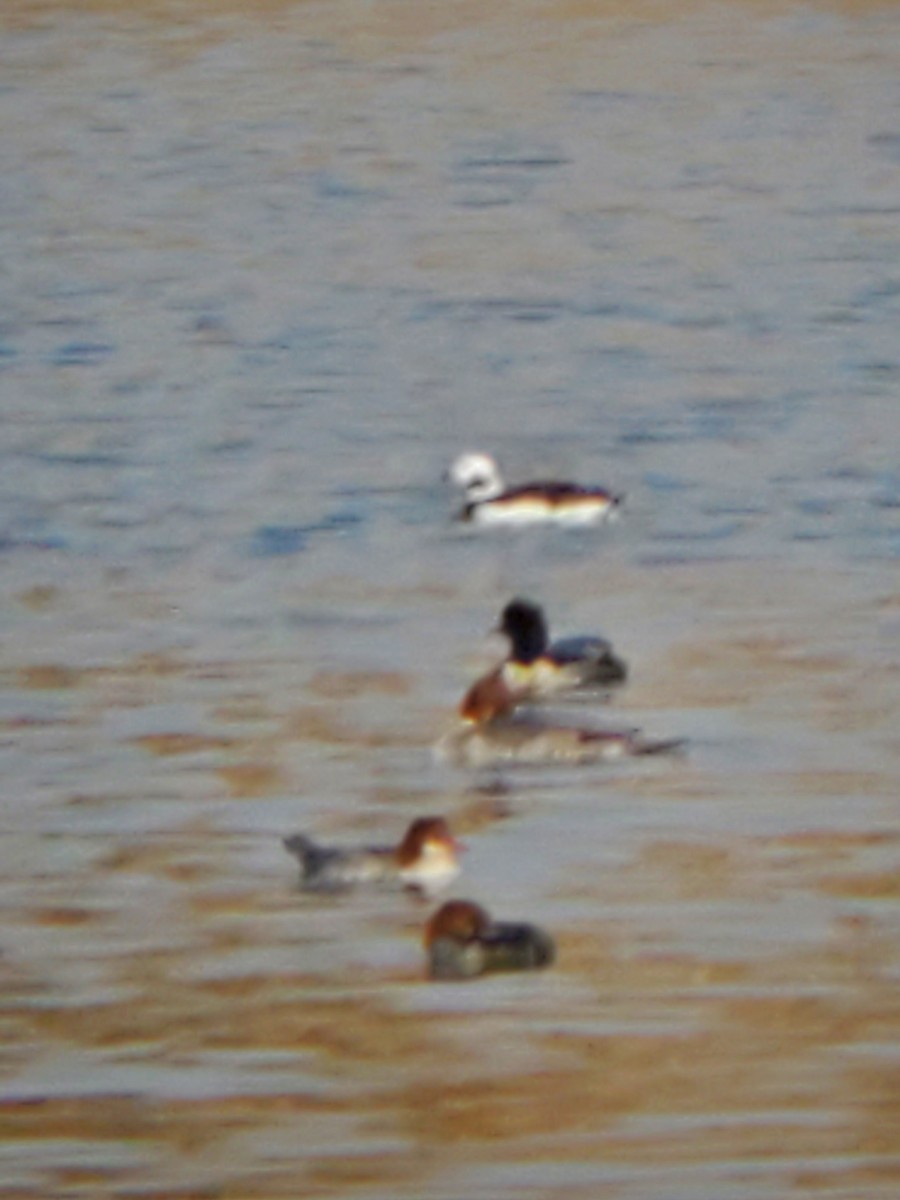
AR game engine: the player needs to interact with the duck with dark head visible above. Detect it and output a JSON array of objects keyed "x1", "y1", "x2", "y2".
[{"x1": 498, "y1": 598, "x2": 628, "y2": 694}]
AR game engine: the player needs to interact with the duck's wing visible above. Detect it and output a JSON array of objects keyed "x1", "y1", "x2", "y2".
[
  {"x1": 483, "y1": 921, "x2": 556, "y2": 969},
  {"x1": 550, "y1": 635, "x2": 628, "y2": 686},
  {"x1": 550, "y1": 634, "x2": 613, "y2": 663}
]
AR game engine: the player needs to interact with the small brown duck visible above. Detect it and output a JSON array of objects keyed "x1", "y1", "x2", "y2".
[
  {"x1": 284, "y1": 816, "x2": 462, "y2": 896},
  {"x1": 425, "y1": 899, "x2": 556, "y2": 979}
]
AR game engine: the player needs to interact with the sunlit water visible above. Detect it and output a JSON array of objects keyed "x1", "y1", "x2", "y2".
[{"x1": 1, "y1": 2, "x2": 899, "y2": 1197}]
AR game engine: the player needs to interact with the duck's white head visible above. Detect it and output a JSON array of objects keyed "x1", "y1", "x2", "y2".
[{"x1": 449, "y1": 452, "x2": 504, "y2": 502}]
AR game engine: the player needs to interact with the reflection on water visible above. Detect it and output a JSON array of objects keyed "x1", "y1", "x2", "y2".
[{"x1": 1, "y1": 1, "x2": 899, "y2": 1197}]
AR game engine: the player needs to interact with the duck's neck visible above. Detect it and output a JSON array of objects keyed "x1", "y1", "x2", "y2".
[{"x1": 509, "y1": 619, "x2": 548, "y2": 665}]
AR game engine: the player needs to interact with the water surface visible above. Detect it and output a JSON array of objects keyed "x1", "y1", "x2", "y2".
[{"x1": 1, "y1": 2, "x2": 899, "y2": 1197}]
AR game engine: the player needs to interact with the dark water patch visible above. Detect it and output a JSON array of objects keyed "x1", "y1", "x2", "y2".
[
  {"x1": 815, "y1": 308, "x2": 865, "y2": 326},
  {"x1": 859, "y1": 361, "x2": 900, "y2": 382},
  {"x1": 207, "y1": 436, "x2": 255, "y2": 456},
  {"x1": 101, "y1": 88, "x2": 143, "y2": 102},
  {"x1": 249, "y1": 525, "x2": 307, "y2": 557},
  {"x1": 406, "y1": 294, "x2": 567, "y2": 326},
  {"x1": 188, "y1": 315, "x2": 234, "y2": 342},
  {"x1": 312, "y1": 170, "x2": 387, "y2": 202},
  {"x1": 593, "y1": 344, "x2": 656, "y2": 375},
  {"x1": 258, "y1": 321, "x2": 375, "y2": 374},
  {"x1": 306, "y1": 510, "x2": 365, "y2": 537},
  {"x1": 469, "y1": 296, "x2": 561, "y2": 316},
  {"x1": 673, "y1": 161, "x2": 732, "y2": 190},
  {"x1": 455, "y1": 150, "x2": 569, "y2": 172},
  {"x1": 854, "y1": 278, "x2": 900, "y2": 304},
  {"x1": 50, "y1": 343, "x2": 115, "y2": 367},
  {"x1": 790, "y1": 529, "x2": 834, "y2": 543},
  {"x1": 0, "y1": 534, "x2": 68, "y2": 553},
  {"x1": 652, "y1": 522, "x2": 746, "y2": 544},
  {"x1": 249, "y1": 511, "x2": 363, "y2": 558},
  {"x1": 669, "y1": 312, "x2": 730, "y2": 330},
  {"x1": 795, "y1": 497, "x2": 839, "y2": 517},
  {"x1": 455, "y1": 194, "x2": 515, "y2": 209},
  {"x1": 701, "y1": 503, "x2": 768, "y2": 518},
  {"x1": 825, "y1": 465, "x2": 876, "y2": 484},
  {"x1": 635, "y1": 550, "x2": 748, "y2": 568},
  {"x1": 567, "y1": 298, "x2": 622, "y2": 318},
  {"x1": 92, "y1": 515, "x2": 146, "y2": 531},
  {"x1": 571, "y1": 296, "x2": 662, "y2": 322},
  {"x1": 507, "y1": 305, "x2": 561, "y2": 324},
  {"x1": 619, "y1": 426, "x2": 685, "y2": 447},
  {"x1": 29, "y1": 452, "x2": 127, "y2": 469},
  {"x1": 334, "y1": 483, "x2": 417, "y2": 501},
  {"x1": 37, "y1": 283, "x2": 117, "y2": 304},
  {"x1": 451, "y1": 138, "x2": 569, "y2": 205},
  {"x1": 243, "y1": 388, "x2": 323, "y2": 408},
  {"x1": 790, "y1": 203, "x2": 900, "y2": 220}
]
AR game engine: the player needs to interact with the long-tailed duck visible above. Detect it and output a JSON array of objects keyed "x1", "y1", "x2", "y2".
[{"x1": 449, "y1": 452, "x2": 621, "y2": 526}]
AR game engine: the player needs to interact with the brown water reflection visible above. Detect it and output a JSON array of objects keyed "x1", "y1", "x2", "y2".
[
  {"x1": 2, "y1": 0, "x2": 900, "y2": 1197},
  {"x1": 3, "y1": 560, "x2": 898, "y2": 1195}
]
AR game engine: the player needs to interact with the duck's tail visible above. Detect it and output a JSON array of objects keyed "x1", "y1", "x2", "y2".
[
  {"x1": 630, "y1": 736, "x2": 687, "y2": 757},
  {"x1": 283, "y1": 833, "x2": 329, "y2": 878}
]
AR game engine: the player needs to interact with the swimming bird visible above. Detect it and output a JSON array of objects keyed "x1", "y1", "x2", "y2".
[
  {"x1": 456, "y1": 599, "x2": 627, "y2": 724},
  {"x1": 284, "y1": 816, "x2": 462, "y2": 896},
  {"x1": 498, "y1": 598, "x2": 628, "y2": 693},
  {"x1": 425, "y1": 899, "x2": 556, "y2": 979},
  {"x1": 459, "y1": 664, "x2": 526, "y2": 725},
  {"x1": 449, "y1": 451, "x2": 621, "y2": 527},
  {"x1": 437, "y1": 714, "x2": 686, "y2": 769}
]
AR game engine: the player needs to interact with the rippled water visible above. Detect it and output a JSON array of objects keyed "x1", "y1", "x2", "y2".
[{"x1": 1, "y1": 2, "x2": 899, "y2": 1197}]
